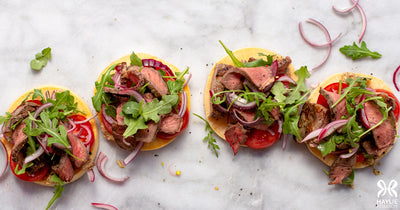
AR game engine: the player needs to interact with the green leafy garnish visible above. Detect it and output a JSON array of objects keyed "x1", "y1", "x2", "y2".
[
  {"x1": 130, "y1": 51, "x2": 143, "y2": 66},
  {"x1": 14, "y1": 162, "x2": 34, "y2": 175},
  {"x1": 166, "y1": 67, "x2": 189, "y2": 95},
  {"x1": 339, "y1": 41, "x2": 382, "y2": 60},
  {"x1": 45, "y1": 174, "x2": 65, "y2": 210},
  {"x1": 92, "y1": 63, "x2": 119, "y2": 112},
  {"x1": 219, "y1": 40, "x2": 244, "y2": 67},
  {"x1": 30, "y1": 47, "x2": 51, "y2": 70},
  {"x1": 193, "y1": 113, "x2": 220, "y2": 157}
]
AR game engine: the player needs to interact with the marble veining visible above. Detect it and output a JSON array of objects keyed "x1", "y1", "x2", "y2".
[{"x1": 0, "y1": 0, "x2": 399, "y2": 209}]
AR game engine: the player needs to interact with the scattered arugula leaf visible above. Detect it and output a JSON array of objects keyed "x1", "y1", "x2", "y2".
[
  {"x1": 46, "y1": 174, "x2": 65, "y2": 210},
  {"x1": 193, "y1": 113, "x2": 220, "y2": 157},
  {"x1": 167, "y1": 67, "x2": 189, "y2": 95},
  {"x1": 30, "y1": 47, "x2": 51, "y2": 70},
  {"x1": 130, "y1": 51, "x2": 143, "y2": 66},
  {"x1": 339, "y1": 41, "x2": 382, "y2": 60},
  {"x1": 14, "y1": 162, "x2": 34, "y2": 175},
  {"x1": 285, "y1": 66, "x2": 310, "y2": 104},
  {"x1": 318, "y1": 137, "x2": 336, "y2": 157},
  {"x1": 219, "y1": 40, "x2": 244, "y2": 67}
]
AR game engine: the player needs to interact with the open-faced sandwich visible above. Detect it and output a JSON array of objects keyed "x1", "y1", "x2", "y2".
[
  {"x1": 204, "y1": 41, "x2": 311, "y2": 155},
  {"x1": 298, "y1": 72, "x2": 399, "y2": 185},
  {"x1": 92, "y1": 52, "x2": 190, "y2": 162},
  {"x1": 0, "y1": 85, "x2": 98, "y2": 209}
]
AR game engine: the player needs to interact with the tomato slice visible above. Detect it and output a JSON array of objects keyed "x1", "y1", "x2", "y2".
[
  {"x1": 68, "y1": 114, "x2": 95, "y2": 149},
  {"x1": 244, "y1": 121, "x2": 281, "y2": 149},
  {"x1": 375, "y1": 89, "x2": 400, "y2": 120},
  {"x1": 317, "y1": 82, "x2": 349, "y2": 108},
  {"x1": 9, "y1": 157, "x2": 49, "y2": 182},
  {"x1": 356, "y1": 152, "x2": 365, "y2": 163}
]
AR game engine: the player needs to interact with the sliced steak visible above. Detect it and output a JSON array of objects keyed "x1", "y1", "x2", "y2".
[
  {"x1": 115, "y1": 102, "x2": 126, "y2": 126},
  {"x1": 159, "y1": 113, "x2": 183, "y2": 134},
  {"x1": 220, "y1": 72, "x2": 243, "y2": 90},
  {"x1": 319, "y1": 88, "x2": 348, "y2": 121},
  {"x1": 224, "y1": 123, "x2": 248, "y2": 155},
  {"x1": 361, "y1": 138, "x2": 388, "y2": 159},
  {"x1": 67, "y1": 132, "x2": 89, "y2": 168},
  {"x1": 364, "y1": 101, "x2": 396, "y2": 149},
  {"x1": 11, "y1": 122, "x2": 28, "y2": 163},
  {"x1": 141, "y1": 67, "x2": 169, "y2": 97},
  {"x1": 52, "y1": 153, "x2": 74, "y2": 182},
  {"x1": 143, "y1": 92, "x2": 155, "y2": 103},
  {"x1": 277, "y1": 56, "x2": 292, "y2": 74},
  {"x1": 121, "y1": 65, "x2": 146, "y2": 91},
  {"x1": 232, "y1": 66, "x2": 275, "y2": 91},
  {"x1": 136, "y1": 121, "x2": 159, "y2": 143},
  {"x1": 4, "y1": 101, "x2": 40, "y2": 134},
  {"x1": 328, "y1": 155, "x2": 356, "y2": 185},
  {"x1": 298, "y1": 102, "x2": 330, "y2": 140},
  {"x1": 209, "y1": 63, "x2": 234, "y2": 119}
]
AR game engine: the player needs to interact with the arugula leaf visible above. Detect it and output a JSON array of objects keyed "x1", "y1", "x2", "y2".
[
  {"x1": 123, "y1": 115, "x2": 148, "y2": 137},
  {"x1": 122, "y1": 101, "x2": 141, "y2": 118},
  {"x1": 193, "y1": 113, "x2": 220, "y2": 157},
  {"x1": 342, "y1": 170, "x2": 355, "y2": 186},
  {"x1": 142, "y1": 95, "x2": 179, "y2": 122},
  {"x1": 14, "y1": 162, "x2": 34, "y2": 175},
  {"x1": 46, "y1": 174, "x2": 64, "y2": 210},
  {"x1": 92, "y1": 63, "x2": 119, "y2": 112},
  {"x1": 31, "y1": 47, "x2": 51, "y2": 70},
  {"x1": 243, "y1": 59, "x2": 269, "y2": 67},
  {"x1": 130, "y1": 51, "x2": 143, "y2": 66},
  {"x1": 270, "y1": 82, "x2": 287, "y2": 103},
  {"x1": 219, "y1": 40, "x2": 244, "y2": 67},
  {"x1": 285, "y1": 66, "x2": 310, "y2": 104},
  {"x1": 47, "y1": 90, "x2": 80, "y2": 120},
  {"x1": 317, "y1": 137, "x2": 336, "y2": 157},
  {"x1": 258, "y1": 97, "x2": 285, "y2": 126},
  {"x1": 258, "y1": 53, "x2": 274, "y2": 65},
  {"x1": 339, "y1": 41, "x2": 382, "y2": 60},
  {"x1": 166, "y1": 67, "x2": 189, "y2": 95}
]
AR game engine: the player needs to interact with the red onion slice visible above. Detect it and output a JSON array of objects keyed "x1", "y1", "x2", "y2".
[
  {"x1": 277, "y1": 75, "x2": 297, "y2": 85},
  {"x1": 178, "y1": 91, "x2": 188, "y2": 118},
  {"x1": 123, "y1": 141, "x2": 144, "y2": 166},
  {"x1": 87, "y1": 169, "x2": 95, "y2": 182},
  {"x1": 96, "y1": 152, "x2": 129, "y2": 182},
  {"x1": 0, "y1": 138, "x2": 8, "y2": 178},
  {"x1": 300, "y1": 128, "x2": 323, "y2": 143},
  {"x1": 226, "y1": 92, "x2": 257, "y2": 110},
  {"x1": 332, "y1": 0, "x2": 360, "y2": 13},
  {"x1": 183, "y1": 73, "x2": 192, "y2": 88},
  {"x1": 91, "y1": 203, "x2": 118, "y2": 210},
  {"x1": 74, "y1": 115, "x2": 97, "y2": 125},
  {"x1": 79, "y1": 124, "x2": 94, "y2": 146},
  {"x1": 393, "y1": 65, "x2": 400, "y2": 92},
  {"x1": 352, "y1": 0, "x2": 367, "y2": 43},
  {"x1": 101, "y1": 104, "x2": 117, "y2": 125},
  {"x1": 66, "y1": 118, "x2": 77, "y2": 133},
  {"x1": 142, "y1": 59, "x2": 175, "y2": 78},
  {"x1": 340, "y1": 147, "x2": 359, "y2": 158},
  {"x1": 37, "y1": 135, "x2": 49, "y2": 154},
  {"x1": 118, "y1": 89, "x2": 146, "y2": 104},
  {"x1": 24, "y1": 146, "x2": 44, "y2": 164},
  {"x1": 299, "y1": 21, "x2": 342, "y2": 47},
  {"x1": 232, "y1": 109, "x2": 262, "y2": 127},
  {"x1": 282, "y1": 134, "x2": 288, "y2": 150},
  {"x1": 317, "y1": 119, "x2": 349, "y2": 142},
  {"x1": 33, "y1": 103, "x2": 54, "y2": 119},
  {"x1": 299, "y1": 18, "x2": 339, "y2": 72}
]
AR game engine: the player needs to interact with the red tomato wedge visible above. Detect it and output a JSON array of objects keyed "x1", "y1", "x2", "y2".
[
  {"x1": 244, "y1": 121, "x2": 281, "y2": 149},
  {"x1": 9, "y1": 157, "x2": 49, "y2": 182}
]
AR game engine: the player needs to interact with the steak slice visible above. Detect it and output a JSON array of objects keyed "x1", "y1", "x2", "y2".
[
  {"x1": 364, "y1": 101, "x2": 396, "y2": 150},
  {"x1": 298, "y1": 102, "x2": 330, "y2": 140},
  {"x1": 277, "y1": 56, "x2": 292, "y2": 74},
  {"x1": 209, "y1": 63, "x2": 234, "y2": 119},
  {"x1": 11, "y1": 122, "x2": 28, "y2": 163},
  {"x1": 141, "y1": 67, "x2": 169, "y2": 97},
  {"x1": 121, "y1": 65, "x2": 146, "y2": 91},
  {"x1": 159, "y1": 113, "x2": 183, "y2": 134},
  {"x1": 319, "y1": 88, "x2": 348, "y2": 121},
  {"x1": 224, "y1": 123, "x2": 248, "y2": 155},
  {"x1": 329, "y1": 155, "x2": 356, "y2": 185},
  {"x1": 220, "y1": 72, "x2": 243, "y2": 90},
  {"x1": 4, "y1": 101, "x2": 40, "y2": 134},
  {"x1": 67, "y1": 132, "x2": 89, "y2": 168},
  {"x1": 52, "y1": 153, "x2": 74, "y2": 182},
  {"x1": 232, "y1": 66, "x2": 275, "y2": 91},
  {"x1": 361, "y1": 138, "x2": 388, "y2": 159},
  {"x1": 136, "y1": 121, "x2": 159, "y2": 143}
]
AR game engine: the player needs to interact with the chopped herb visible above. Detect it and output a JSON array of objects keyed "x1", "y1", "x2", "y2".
[
  {"x1": 339, "y1": 41, "x2": 381, "y2": 60},
  {"x1": 45, "y1": 174, "x2": 64, "y2": 210},
  {"x1": 92, "y1": 63, "x2": 119, "y2": 112},
  {"x1": 130, "y1": 51, "x2": 143, "y2": 66},
  {"x1": 219, "y1": 40, "x2": 244, "y2": 67},
  {"x1": 193, "y1": 113, "x2": 220, "y2": 157},
  {"x1": 30, "y1": 47, "x2": 51, "y2": 70}
]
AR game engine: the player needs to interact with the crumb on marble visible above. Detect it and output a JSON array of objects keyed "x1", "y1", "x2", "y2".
[
  {"x1": 116, "y1": 160, "x2": 125, "y2": 168},
  {"x1": 215, "y1": 187, "x2": 219, "y2": 191},
  {"x1": 57, "y1": 69, "x2": 60, "y2": 71},
  {"x1": 289, "y1": 156, "x2": 292, "y2": 159},
  {"x1": 163, "y1": 179, "x2": 166, "y2": 182},
  {"x1": 250, "y1": 192, "x2": 253, "y2": 196},
  {"x1": 161, "y1": 162, "x2": 164, "y2": 166}
]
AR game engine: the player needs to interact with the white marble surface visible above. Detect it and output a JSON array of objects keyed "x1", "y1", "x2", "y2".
[{"x1": 0, "y1": 0, "x2": 399, "y2": 209}]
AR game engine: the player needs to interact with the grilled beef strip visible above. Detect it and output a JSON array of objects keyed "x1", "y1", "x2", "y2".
[
  {"x1": 231, "y1": 66, "x2": 275, "y2": 91},
  {"x1": 52, "y1": 153, "x2": 74, "y2": 182},
  {"x1": 140, "y1": 67, "x2": 170, "y2": 97},
  {"x1": 319, "y1": 88, "x2": 348, "y2": 121},
  {"x1": 224, "y1": 123, "x2": 248, "y2": 155},
  {"x1": 329, "y1": 155, "x2": 356, "y2": 185},
  {"x1": 67, "y1": 132, "x2": 89, "y2": 168},
  {"x1": 4, "y1": 101, "x2": 40, "y2": 136},
  {"x1": 298, "y1": 102, "x2": 330, "y2": 143},
  {"x1": 136, "y1": 121, "x2": 160, "y2": 143},
  {"x1": 159, "y1": 113, "x2": 183, "y2": 134},
  {"x1": 220, "y1": 72, "x2": 243, "y2": 90},
  {"x1": 11, "y1": 122, "x2": 29, "y2": 163}
]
